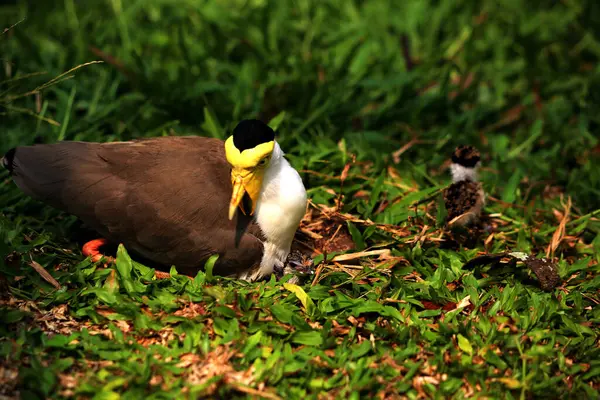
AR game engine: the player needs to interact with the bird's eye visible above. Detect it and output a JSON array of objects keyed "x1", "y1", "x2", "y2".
[{"x1": 259, "y1": 158, "x2": 269, "y2": 166}]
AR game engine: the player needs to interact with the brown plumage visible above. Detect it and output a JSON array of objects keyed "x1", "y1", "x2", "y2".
[
  {"x1": 443, "y1": 180, "x2": 485, "y2": 226},
  {"x1": 3, "y1": 137, "x2": 265, "y2": 277}
]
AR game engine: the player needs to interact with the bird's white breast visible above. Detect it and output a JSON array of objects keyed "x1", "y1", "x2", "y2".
[
  {"x1": 246, "y1": 142, "x2": 307, "y2": 280},
  {"x1": 451, "y1": 163, "x2": 479, "y2": 183}
]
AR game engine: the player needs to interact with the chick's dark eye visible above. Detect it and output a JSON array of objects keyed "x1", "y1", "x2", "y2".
[{"x1": 260, "y1": 158, "x2": 269, "y2": 166}]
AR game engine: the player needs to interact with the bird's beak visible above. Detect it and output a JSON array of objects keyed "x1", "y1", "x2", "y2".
[{"x1": 229, "y1": 168, "x2": 264, "y2": 220}]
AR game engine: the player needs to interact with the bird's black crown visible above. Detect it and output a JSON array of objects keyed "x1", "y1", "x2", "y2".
[
  {"x1": 451, "y1": 145, "x2": 481, "y2": 168},
  {"x1": 232, "y1": 119, "x2": 275, "y2": 152}
]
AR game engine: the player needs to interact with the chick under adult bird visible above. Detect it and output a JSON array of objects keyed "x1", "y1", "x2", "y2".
[
  {"x1": 2, "y1": 119, "x2": 307, "y2": 281},
  {"x1": 443, "y1": 145, "x2": 485, "y2": 227}
]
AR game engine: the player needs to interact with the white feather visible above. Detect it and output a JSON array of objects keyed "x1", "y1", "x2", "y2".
[
  {"x1": 450, "y1": 163, "x2": 479, "y2": 183},
  {"x1": 238, "y1": 142, "x2": 307, "y2": 281}
]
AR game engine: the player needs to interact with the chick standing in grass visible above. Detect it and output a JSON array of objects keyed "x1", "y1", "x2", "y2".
[{"x1": 443, "y1": 145, "x2": 485, "y2": 227}]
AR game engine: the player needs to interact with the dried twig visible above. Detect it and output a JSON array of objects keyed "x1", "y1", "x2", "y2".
[
  {"x1": 332, "y1": 249, "x2": 391, "y2": 262},
  {"x1": 1, "y1": 18, "x2": 26, "y2": 36},
  {"x1": 546, "y1": 196, "x2": 572, "y2": 257},
  {"x1": 28, "y1": 259, "x2": 61, "y2": 289},
  {"x1": 229, "y1": 383, "x2": 282, "y2": 400}
]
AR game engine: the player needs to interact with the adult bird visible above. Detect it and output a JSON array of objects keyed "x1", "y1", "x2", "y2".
[{"x1": 2, "y1": 119, "x2": 307, "y2": 281}]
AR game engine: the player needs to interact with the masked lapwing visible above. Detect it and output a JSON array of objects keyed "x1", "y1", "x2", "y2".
[
  {"x1": 443, "y1": 145, "x2": 485, "y2": 227},
  {"x1": 2, "y1": 119, "x2": 307, "y2": 281}
]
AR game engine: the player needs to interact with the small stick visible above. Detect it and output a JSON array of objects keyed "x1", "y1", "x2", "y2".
[{"x1": 28, "y1": 259, "x2": 61, "y2": 289}]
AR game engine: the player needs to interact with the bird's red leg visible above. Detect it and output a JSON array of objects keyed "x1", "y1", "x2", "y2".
[
  {"x1": 82, "y1": 239, "x2": 191, "y2": 280},
  {"x1": 82, "y1": 239, "x2": 113, "y2": 263},
  {"x1": 153, "y1": 270, "x2": 193, "y2": 280},
  {"x1": 154, "y1": 270, "x2": 173, "y2": 279}
]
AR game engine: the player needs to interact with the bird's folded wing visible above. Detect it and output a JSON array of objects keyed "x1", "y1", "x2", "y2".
[{"x1": 9, "y1": 137, "x2": 265, "y2": 275}]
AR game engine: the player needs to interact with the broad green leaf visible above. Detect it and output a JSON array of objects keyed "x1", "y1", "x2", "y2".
[
  {"x1": 115, "y1": 244, "x2": 132, "y2": 278},
  {"x1": 346, "y1": 221, "x2": 365, "y2": 251},
  {"x1": 0, "y1": 309, "x2": 29, "y2": 323},
  {"x1": 351, "y1": 340, "x2": 372, "y2": 359},
  {"x1": 204, "y1": 254, "x2": 219, "y2": 283},
  {"x1": 270, "y1": 304, "x2": 295, "y2": 324},
  {"x1": 243, "y1": 331, "x2": 263, "y2": 354},
  {"x1": 132, "y1": 260, "x2": 153, "y2": 280},
  {"x1": 502, "y1": 171, "x2": 522, "y2": 203},
  {"x1": 291, "y1": 331, "x2": 323, "y2": 346}
]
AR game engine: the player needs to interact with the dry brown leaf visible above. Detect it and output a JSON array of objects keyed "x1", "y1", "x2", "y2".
[
  {"x1": 0, "y1": 363, "x2": 19, "y2": 399},
  {"x1": 546, "y1": 196, "x2": 572, "y2": 257},
  {"x1": 340, "y1": 163, "x2": 351, "y2": 182},
  {"x1": 412, "y1": 375, "x2": 440, "y2": 398},
  {"x1": 392, "y1": 137, "x2": 421, "y2": 164},
  {"x1": 28, "y1": 260, "x2": 61, "y2": 289},
  {"x1": 177, "y1": 347, "x2": 280, "y2": 399},
  {"x1": 299, "y1": 227, "x2": 323, "y2": 240},
  {"x1": 332, "y1": 249, "x2": 391, "y2": 262}
]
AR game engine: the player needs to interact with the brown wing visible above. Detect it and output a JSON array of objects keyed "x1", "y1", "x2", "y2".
[
  {"x1": 5, "y1": 137, "x2": 265, "y2": 276},
  {"x1": 443, "y1": 180, "x2": 484, "y2": 224}
]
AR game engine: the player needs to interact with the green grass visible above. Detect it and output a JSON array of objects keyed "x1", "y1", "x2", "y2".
[{"x1": 1, "y1": 0, "x2": 600, "y2": 398}]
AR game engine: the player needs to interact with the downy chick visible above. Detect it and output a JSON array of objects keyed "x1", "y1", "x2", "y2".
[{"x1": 443, "y1": 145, "x2": 485, "y2": 227}]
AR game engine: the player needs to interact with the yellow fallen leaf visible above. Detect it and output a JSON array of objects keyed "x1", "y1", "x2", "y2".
[
  {"x1": 283, "y1": 283, "x2": 315, "y2": 316},
  {"x1": 496, "y1": 377, "x2": 522, "y2": 389}
]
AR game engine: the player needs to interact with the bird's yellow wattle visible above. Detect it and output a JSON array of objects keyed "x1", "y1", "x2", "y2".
[
  {"x1": 225, "y1": 136, "x2": 274, "y2": 220},
  {"x1": 228, "y1": 167, "x2": 265, "y2": 220},
  {"x1": 224, "y1": 136, "x2": 274, "y2": 168}
]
